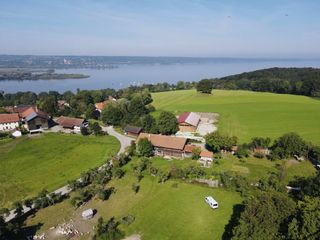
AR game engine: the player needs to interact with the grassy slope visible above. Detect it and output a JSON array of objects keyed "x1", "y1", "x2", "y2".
[
  {"x1": 24, "y1": 156, "x2": 315, "y2": 240},
  {"x1": 0, "y1": 133, "x2": 120, "y2": 208},
  {"x1": 152, "y1": 89, "x2": 320, "y2": 144},
  {"x1": 26, "y1": 174, "x2": 242, "y2": 240}
]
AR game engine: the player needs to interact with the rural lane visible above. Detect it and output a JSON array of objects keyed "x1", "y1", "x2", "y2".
[{"x1": 4, "y1": 126, "x2": 132, "y2": 222}]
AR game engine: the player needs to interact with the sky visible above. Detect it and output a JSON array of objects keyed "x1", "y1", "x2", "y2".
[{"x1": 0, "y1": 0, "x2": 319, "y2": 57}]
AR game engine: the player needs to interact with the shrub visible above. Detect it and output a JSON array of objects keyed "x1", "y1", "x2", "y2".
[
  {"x1": 253, "y1": 152, "x2": 264, "y2": 159},
  {"x1": 113, "y1": 168, "x2": 125, "y2": 179},
  {"x1": 192, "y1": 147, "x2": 201, "y2": 160},
  {"x1": 132, "y1": 184, "x2": 140, "y2": 194},
  {"x1": 121, "y1": 215, "x2": 135, "y2": 225},
  {"x1": 205, "y1": 131, "x2": 237, "y2": 152},
  {"x1": 157, "y1": 111, "x2": 179, "y2": 135},
  {"x1": 272, "y1": 132, "x2": 308, "y2": 159},
  {"x1": 137, "y1": 138, "x2": 153, "y2": 157},
  {"x1": 196, "y1": 79, "x2": 213, "y2": 94}
]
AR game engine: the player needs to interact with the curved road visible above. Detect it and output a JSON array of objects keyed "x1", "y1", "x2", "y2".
[{"x1": 4, "y1": 126, "x2": 132, "y2": 222}]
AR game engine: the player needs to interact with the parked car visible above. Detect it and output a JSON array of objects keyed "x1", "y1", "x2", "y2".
[{"x1": 205, "y1": 196, "x2": 218, "y2": 209}]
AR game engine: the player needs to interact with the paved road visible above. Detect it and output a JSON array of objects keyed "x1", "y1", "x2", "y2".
[
  {"x1": 103, "y1": 126, "x2": 133, "y2": 154},
  {"x1": 4, "y1": 126, "x2": 132, "y2": 222}
]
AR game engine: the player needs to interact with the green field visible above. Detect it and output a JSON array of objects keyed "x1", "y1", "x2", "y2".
[
  {"x1": 0, "y1": 133, "x2": 120, "y2": 208},
  {"x1": 152, "y1": 89, "x2": 320, "y2": 144},
  {"x1": 25, "y1": 173, "x2": 242, "y2": 240},
  {"x1": 24, "y1": 155, "x2": 315, "y2": 240}
]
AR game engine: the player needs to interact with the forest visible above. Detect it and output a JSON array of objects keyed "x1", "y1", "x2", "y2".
[{"x1": 209, "y1": 67, "x2": 320, "y2": 97}]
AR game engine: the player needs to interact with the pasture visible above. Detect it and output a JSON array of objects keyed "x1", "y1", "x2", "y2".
[
  {"x1": 0, "y1": 133, "x2": 120, "y2": 208},
  {"x1": 23, "y1": 154, "x2": 315, "y2": 239},
  {"x1": 25, "y1": 174, "x2": 242, "y2": 240},
  {"x1": 152, "y1": 89, "x2": 320, "y2": 144}
]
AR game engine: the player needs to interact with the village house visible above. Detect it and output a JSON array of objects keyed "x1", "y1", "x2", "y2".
[
  {"x1": 0, "y1": 113, "x2": 20, "y2": 131},
  {"x1": 199, "y1": 150, "x2": 214, "y2": 167},
  {"x1": 57, "y1": 100, "x2": 70, "y2": 110},
  {"x1": 56, "y1": 116, "x2": 88, "y2": 132},
  {"x1": 124, "y1": 125, "x2": 143, "y2": 138},
  {"x1": 4, "y1": 105, "x2": 50, "y2": 133},
  {"x1": 177, "y1": 112, "x2": 201, "y2": 132},
  {"x1": 24, "y1": 110, "x2": 50, "y2": 133},
  {"x1": 4, "y1": 104, "x2": 36, "y2": 116},
  {"x1": 95, "y1": 101, "x2": 107, "y2": 113},
  {"x1": 95, "y1": 96, "x2": 117, "y2": 112},
  {"x1": 137, "y1": 133, "x2": 188, "y2": 158}
]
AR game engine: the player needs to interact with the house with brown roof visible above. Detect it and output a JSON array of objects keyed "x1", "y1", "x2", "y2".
[
  {"x1": 0, "y1": 113, "x2": 20, "y2": 131},
  {"x1": 177, "y1": 112, "x2": 201, "y2": 132},
  {"x1": 95, "y1": 101, "x2": 107, "y2": 112},
  {"x1": 5, "y1": 105, "x2": 36, "y2": 116},
  {"x1": 95, "y1": 96, "x2": 117, "y2": 112},
  {"x1": 124, "y1": 125, "x2": 143, "y2": 138},
  {"x1": 137, "y1": 133, "x2": 188, "y2": 158},
  {"x1": 56, "y1": 116, "x2": 88, "y2": 132},
  {"x1": 199, "y1": 150, "x2": 214, "y2": 167}
]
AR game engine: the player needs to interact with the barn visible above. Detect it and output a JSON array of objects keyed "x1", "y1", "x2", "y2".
[{"x1": 177, "y1": 112, "x2": 200, "y2": 132}]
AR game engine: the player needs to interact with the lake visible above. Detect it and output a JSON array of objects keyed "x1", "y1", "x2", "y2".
[{"x1": 1, "y1": 58, "x2": 320, "y2": 93}]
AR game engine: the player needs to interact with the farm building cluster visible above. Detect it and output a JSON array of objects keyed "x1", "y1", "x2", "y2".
[
  {"x1": 137, "y1": 133, "x2": 214, "y2": 167},
  {"x1": 0, "y1": 100, "x2": 219, "y2": 167},
  {"x1": 0, "y1": 104, "x2": 89, "y2": 135},
  {"x1": 1, "y1": 105, "x2": 50, "y2": 133}
]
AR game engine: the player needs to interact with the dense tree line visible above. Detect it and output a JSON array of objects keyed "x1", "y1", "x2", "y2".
[
  {"x1": 206, "y1": 132, "x2": 319, "y2": 163},
  {"x1": 209, "y1": 67, "x2": 320, "y2": 97},
  {"x1": 0, "y1": 80, "x2": 195, "y2": 108}
]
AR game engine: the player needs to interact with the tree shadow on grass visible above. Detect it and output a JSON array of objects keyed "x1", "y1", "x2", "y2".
[
  {"x1": 222, "y1": 203, "x2": 245, "y2": 240},
  {"x1": 6, "y1": 209, "x2": 44, "y2": 240}
]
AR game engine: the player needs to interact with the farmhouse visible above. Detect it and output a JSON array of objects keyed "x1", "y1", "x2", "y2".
[
  {"x1": 4, "y1": 104, "x2": 35, "y2": 115},
  {"x1": 56, "y1": 116, "x2": 88, "y2": 132},
  {"x1": 24, "y1": 110, "x2": 50, "y2": 133},
  {"x1": 178, "y1": 112, "x2": 200, "y2": 132},
  {"x1": 0, "y1": 113, "x2": 20, "y2": 131},
  {"x1": 138, "y1": 133, "x2": 188, "y2": 158},
  {"x1": 124, "y1": 125, "x2": 143, "y2": 138}
]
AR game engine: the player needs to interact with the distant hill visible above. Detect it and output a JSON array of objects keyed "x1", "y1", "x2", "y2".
[{"x1": 210, "y1": 67, "x2": 320, "y2": 97}]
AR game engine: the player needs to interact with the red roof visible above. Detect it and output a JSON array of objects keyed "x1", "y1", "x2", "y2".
[
  {"x1": 178, "y1": 112, "x2": 200, "y2": 127},
  {"x1": 200, "y1": 150, "x2": 213, "y2": 158},
  {"x1": 4, "y1": 105, "x2": 36, "y2": 115},
  {"x1": 184, "y1": 144, "x2": 199, "y2": 153},
  {"x1": 20, "y1": 107, "x2": 38, "y2": 118},
  {"x1": 0, "y1": 114, "x2": 20, "y2": 124},
  {"x1": 56, "y1": 116, "x2": 85, "y2": 128},
  {"x1": 178, "y1": 112, "x2": 190, "y2": 123},
  {"x1": 95, "y1": 101, "x2": 107, "y2": 111}
]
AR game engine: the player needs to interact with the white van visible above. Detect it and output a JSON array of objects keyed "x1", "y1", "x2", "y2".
[{"x1": 205, "y1": 196, "x2": 218, "y2": 209}]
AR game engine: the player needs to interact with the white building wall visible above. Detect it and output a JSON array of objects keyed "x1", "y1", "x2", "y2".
[{"x1": 0, "y1": 122, "x2": 19, "y2": 131}]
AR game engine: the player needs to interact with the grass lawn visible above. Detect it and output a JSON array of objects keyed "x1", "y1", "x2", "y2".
[
  {"x1": 25, "y1": 174, "x2": 242, "y2": 240},
  {"x1": 23, "y1": 156, "x2": 315, "y2": 239},
  {"x1": 0, "y1": 133, "x2": 120, "y2": 208},
  {"x1": 137, "y1": 156, "x2": 316, "y2": 183},
  {"x1": 152, "y1": 89, "x2": 320, "y2": 144}
]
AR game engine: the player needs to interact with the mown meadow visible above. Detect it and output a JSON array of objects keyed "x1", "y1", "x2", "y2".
[
  {"x1": 0, "y1": 133, "x2": 119, "y2": 208},
  {"x1": 152, "y1": 89, "x2": 320, "y2": 144}
]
